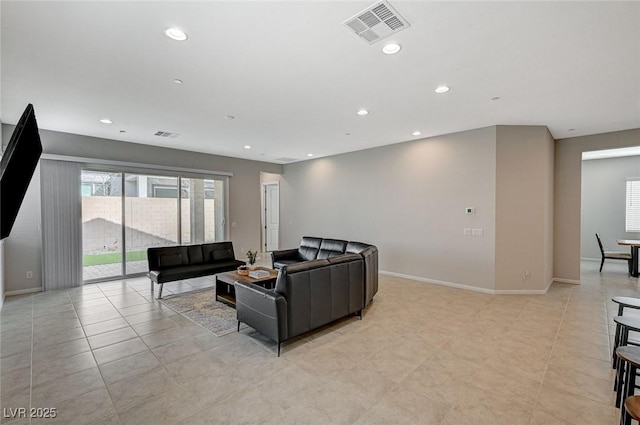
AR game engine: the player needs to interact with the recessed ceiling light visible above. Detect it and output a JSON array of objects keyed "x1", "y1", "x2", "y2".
[
  {"x1": 224, "y1": 115, "x2": 235, "y2": 120},
  {"x1": 173, "y1": 79, "x2": 183, "y2": 84},
  {"x1": 435, "y1": 86, "x2": 450, "y2": 94},
  {"x1": 100, "y1": 118, "x2": 112, "y2": 124},
  {"x1": 164, "y1": 28, "x2": 188, "y2": 41},
  {"x1": 382, "y1": 43, "x2": 401, "y2": 55},
  {"x1": 357, "y1": 109, "x2": 369, "y2": 116},
  {"x1": 412, "y1": 131, "x2": 422, "y2": 136},
  {"x1": 244, "y1": 145, "x2": 251, "y2": 149},
  {"x1": 307, "y1": 153, "x2": 314, "y2": 157}
]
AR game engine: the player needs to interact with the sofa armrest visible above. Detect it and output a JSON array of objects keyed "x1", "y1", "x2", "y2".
[
  {"x1": 235, "y1": 281, "x2": 287, "y2": 344},
  {"x1": 270, "y1": 249, "x2": 299, "y2": 267},
  {"x1": 359, "y1": 246, "x2": 379, "y2": 307}
]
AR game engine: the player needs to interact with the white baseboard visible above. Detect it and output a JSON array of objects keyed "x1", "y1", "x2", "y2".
[
  {"x1": 5, "y1": 287, "x2": 43, "y2": 296},
  {"x1": 380, "y1": 270, "x2": 554, "y2": 295},
  {"x1": 552, "y1": 277, "x2": 581, "y2": 285},
  {"x1": 380, "y1": 270, "x2": 496, "y2": 294}
]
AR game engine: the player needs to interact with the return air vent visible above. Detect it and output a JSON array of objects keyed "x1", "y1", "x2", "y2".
[
  {"x1": 274, "y1": 157, "x2": 297, "y2": 163},
  {"x1": 342, "y1": 1, "x2": 410, "y2": 45},
  {"x1": 154, "y1": 131, "x2": 180, "y2": 138}
]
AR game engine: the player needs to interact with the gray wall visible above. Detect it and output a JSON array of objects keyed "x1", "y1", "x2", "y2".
[
  {"x1": 581, "y1": 155, "x2": 640, "y2": 259},
  {"x1": 1, "y1": 125, "x2": 283, "y2": 293},
  {"x1": 280, "y1": 126, "x2": 499, "y2": 291},
  {"x1": 279, "y1": 125, "x2": 555, "y2": 293},
  {"x1": 555, "y1": 128, "x2": 640, "y2": 282},
  {"x1": 495, "y1": 126, "x2": 555, "y2": 291}
]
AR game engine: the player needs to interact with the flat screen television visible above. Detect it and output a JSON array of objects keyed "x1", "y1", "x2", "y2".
[{"x1": 0, "y1": 104, "x2": 43, "y2": 240}]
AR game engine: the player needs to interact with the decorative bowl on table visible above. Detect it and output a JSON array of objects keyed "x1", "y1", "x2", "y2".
[{"x1": 237, "y1": 265, "x2": 250, "y2": 276}]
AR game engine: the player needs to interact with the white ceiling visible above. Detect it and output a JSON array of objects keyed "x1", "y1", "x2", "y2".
[{"x1": 2, "y1": 1, "x2": 639, "y2": 164}]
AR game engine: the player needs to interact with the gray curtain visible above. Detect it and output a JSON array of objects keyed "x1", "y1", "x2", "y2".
[{"x1": 41, "y1": 159, "x2": 83, "y2": 290}]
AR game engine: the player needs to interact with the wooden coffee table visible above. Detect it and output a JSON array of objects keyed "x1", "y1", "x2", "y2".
[{"x1": 215, "y1": 266, "x2": 279, "y2": 308}]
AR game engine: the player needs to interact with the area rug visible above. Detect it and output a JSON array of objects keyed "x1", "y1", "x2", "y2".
[{"x1": 159, "y1": 288, "x2": 237, "y2": 336}]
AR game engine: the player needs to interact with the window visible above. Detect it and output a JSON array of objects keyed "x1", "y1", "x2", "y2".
[
  {"x1": 82, "y1": 169, "x2": 228, "y2": 282},
  {"x1": 626, "y1": 178, "x2": 640, "y2": 232}
]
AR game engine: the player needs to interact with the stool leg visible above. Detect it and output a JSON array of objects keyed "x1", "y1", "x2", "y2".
[
  {"x1": 615, "y1": 323, "x2": 623, "y2": 368},
  {"x1": 617, "y1": 357, "x2": 626, "y2": 408},
  {"x1": 626, "y1": 364, "x2": 637, "y2": 403}
]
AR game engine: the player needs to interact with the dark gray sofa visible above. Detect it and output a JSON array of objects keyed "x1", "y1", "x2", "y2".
[
  {"x1": 235, "y1": 253, "x2": 364, "y2": 356},
  {"x1": 271, "y1": 237, "x2": 379, "y2": 307},
  {"x1": 147, "y1": 241, "x2": 245, "y2": 299}
]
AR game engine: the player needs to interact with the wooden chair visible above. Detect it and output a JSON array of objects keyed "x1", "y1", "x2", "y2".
[
  {"x1": 596, "y1": 233, "x2": 632, "y2": 273},
  {"x1": 624, "y1": 395, "x2": 640, "y2": 425}
]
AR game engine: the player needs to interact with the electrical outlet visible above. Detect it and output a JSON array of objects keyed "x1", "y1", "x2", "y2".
[
  {"x1": 523, "y1": 271, "x2": 531, "y2": 280},
  {"x1": 463, "y1": 228, "x2": 472, "y2": 236},
  {"x1": 472, "y1": 228, "x2": 484, "y2": 237},
  {"x1": 26, "y1": 271, "x2": 33, "y2": 279}
]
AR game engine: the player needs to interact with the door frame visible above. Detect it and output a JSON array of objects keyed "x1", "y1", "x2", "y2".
[{"x1": 261, "y1": 181, "x2": 280, "y2": 253}]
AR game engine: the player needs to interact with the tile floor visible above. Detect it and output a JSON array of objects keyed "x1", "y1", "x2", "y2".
[{"x1": 1, "y1": 259, "x2": 638, "y2": 425}]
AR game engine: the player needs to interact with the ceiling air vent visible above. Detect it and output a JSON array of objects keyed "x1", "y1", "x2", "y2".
[
  {"x1": 274, "y1": 157, "x2": 297, "y2": 163},
  {"x1": 154, "y1": 131, "x2": 180, "y2": 138},
  {"x1": 342, "y1": 1, "x2": 410, "y2": 45}
]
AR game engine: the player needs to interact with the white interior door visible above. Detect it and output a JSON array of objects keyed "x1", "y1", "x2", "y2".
[{"x1": 264, "y1": 183, "x2": 279, "y2": 252}]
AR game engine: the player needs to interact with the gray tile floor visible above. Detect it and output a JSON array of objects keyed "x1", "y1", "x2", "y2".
[{"x1": 0, "y1": 260, "x2": 636, "y2": 424}]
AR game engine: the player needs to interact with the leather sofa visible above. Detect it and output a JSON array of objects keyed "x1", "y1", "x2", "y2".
[
  {"x1": 235, "y1": 253, "x2": 364, "y2": 356},
  {"x1": 271, "y1": 237, "x2": 378, "y2": 307},
  {"x1": 147, "y1": 241, "x2": 245, "y2": 299}
]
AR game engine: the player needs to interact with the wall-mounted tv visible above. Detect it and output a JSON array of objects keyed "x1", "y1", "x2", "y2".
[{"x1": 0, "y1": 104, "x2": 43, "y2": 240}]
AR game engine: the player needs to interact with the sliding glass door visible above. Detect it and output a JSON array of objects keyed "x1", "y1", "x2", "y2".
[
  {"x1": 82, "y1": 169, "x2": 227, "y2": 282},
  {"x1": 124, "y1": 174, "x2": 179, "y2": 274},
  {"x1": 81, "y1": 171, "x2": 123, "y2": 281}
]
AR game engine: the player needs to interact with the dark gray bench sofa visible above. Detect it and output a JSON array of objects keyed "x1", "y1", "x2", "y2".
[
  {"x1": 147, "y1": 241, "x2": 245, "y2": 299},
  {"x1": 235, "y1": 253, "x2": 364, "y2": 356},
  {"x1": 271, "y1": 237, "x2": 379, "y2": 307}
]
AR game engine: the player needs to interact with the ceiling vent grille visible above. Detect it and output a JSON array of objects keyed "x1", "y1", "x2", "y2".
[
  {"x1": 154, "y1": 131, "x2": 180, "y2": 138},
  {"x1": 342, "y1": 1, "x2": 410, "y2": 45},
  {"x1": 274, "y1": 157, "x2": 297, "y2": 163}
]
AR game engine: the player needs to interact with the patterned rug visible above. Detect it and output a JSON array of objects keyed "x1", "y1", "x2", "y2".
[{"x1": 159, "y1": 287, "x2": 237, "y2": 336}]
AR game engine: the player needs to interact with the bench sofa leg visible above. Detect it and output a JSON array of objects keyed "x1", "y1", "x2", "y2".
[
  {"x1": 158, "y1": 283, "x2": 164, "y2": 299},
  {"x1": 237, "y1": 321, "x2": 241, "y2": 332},
  {"x1": 277, "y1": 342, "x2": 281, "y2": 357}
]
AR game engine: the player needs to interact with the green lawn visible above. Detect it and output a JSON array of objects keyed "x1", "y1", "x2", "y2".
[{"x1": 83, "y1": 250, "x2": 146, "y2": 266}]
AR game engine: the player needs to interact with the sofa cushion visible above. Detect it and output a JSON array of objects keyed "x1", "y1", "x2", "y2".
[
  {"x1": 202, "y1": 242, "x2": 236, "y2": 263},
  {"x1": 159, "y1": 254, "x2": 184, "y2": 268},
  {"x1": 151, "y1": 260, "x2": 244, "y2": 283},
  {"x1": 212, "y1": 248, "x2": 234, "y2": 261},
  {"x1": 273, "y1": 259, "x2": 300, "y2": 269},
  {"x1": 345, "y1": 241, "x2": 372, "y2": 254},
  {"x1": 187, "y1": 245, "x2": 204, "y2": 265},
  {"x1": 298, "y1": 237, "x2": 322, "y2": 261},
  {"x1": 317, "y1": 239, "x2": 348, "y2": 259}
]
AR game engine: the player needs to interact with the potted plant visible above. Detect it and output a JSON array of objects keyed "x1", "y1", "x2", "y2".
[{"x1": 247, "y1": 250, "x2": 258, "y2": 269}]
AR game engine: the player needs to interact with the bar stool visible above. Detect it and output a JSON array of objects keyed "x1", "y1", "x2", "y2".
[
  {"x1": 616, "y1": 346, "x2": 640, "y2": 409},
  {"x1": 624, "y1": 395, "x2": 640, "y2": 425},
  {"x1": 613, "y1": 315, "x2": 640, "y2": 368},
  {"x1": 613, "y1": 297, "x2": 640, "y2": 317},
  {"x1": 613, "y1": 298, "x2": 640, "y2": 366}
]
